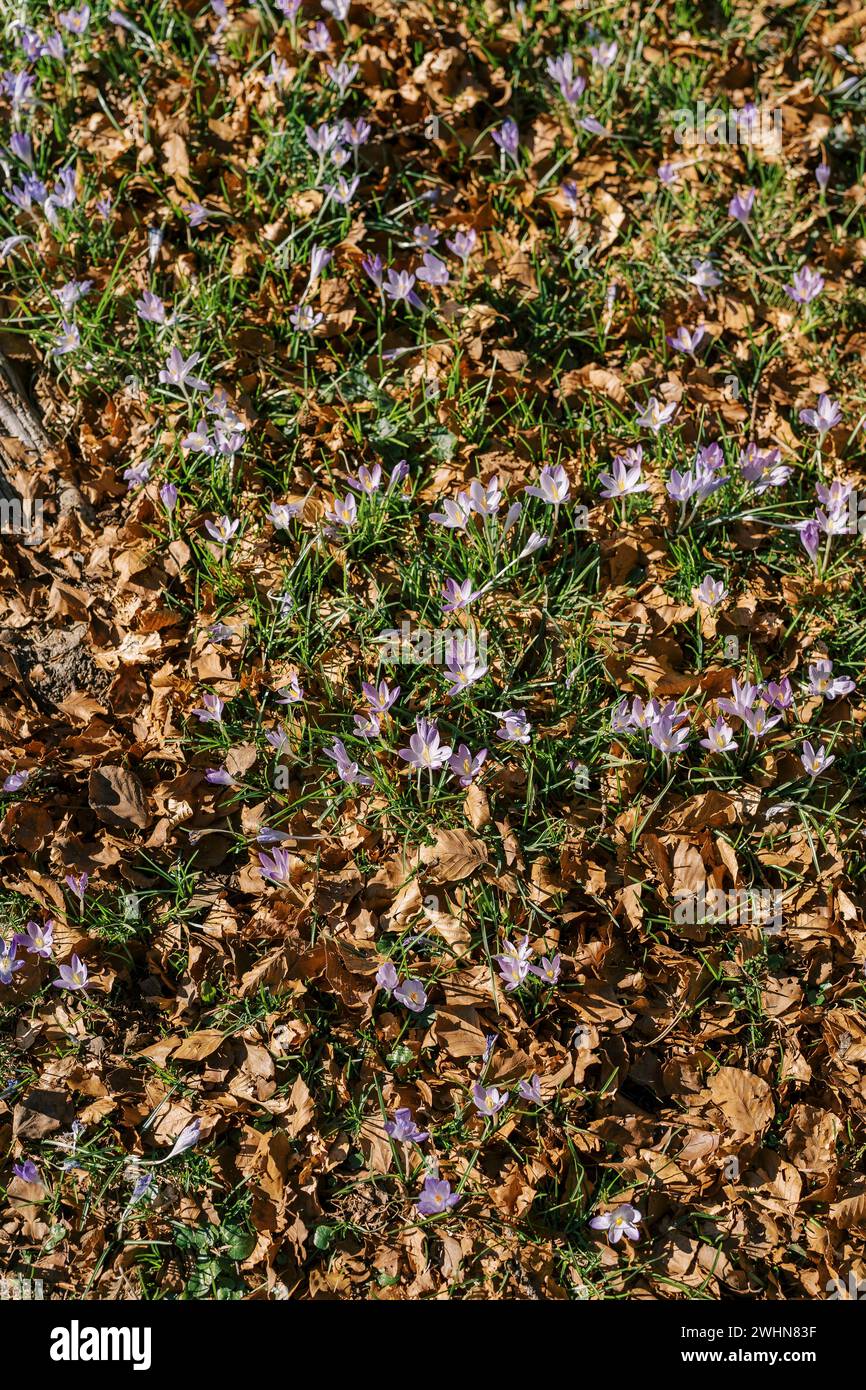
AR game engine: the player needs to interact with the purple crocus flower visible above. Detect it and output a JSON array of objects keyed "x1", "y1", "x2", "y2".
[
  {"x1": 204, "y1": 515, "x2": 240, "y2": 546},
  {"x1": 648, "y1": 714, "x2": 690, "y2": 757},
  {"x1": 415, "y1": 252, "x2": 449, "y2": 287},
  {"x1": 667, "y1": 325, "x2": 707, "y2": 355},
  {"x1": 324, "y1": 738, "x2": 373, "y2": 786},
  {"x1": 491, "y1": 118, "x2": 520, "y2": 161},
  {"x1": 785, "y1": 265, "x2": 824, "y2": 304},
  {"x1": 799, "y1": 519, "x2": 820, "y2": 563},
  {"x1": 0, "y1": 944, "x2": 24, "y2": 985},
  {"x1": 700, "y1": 717, "x2": 737, "y2": 754},
  {"x1": 361, "y1": 253, "x2": 384, "y2": 289},
  {"x1": 384, "y1": 1108, "x2": 428, "y2": 1144},
  {"x1": 361, "y1": 679, "x2": 400, "y2": 715},
  {"x1": 525, "y1": 464, "x2": 570, "y2": 507},
  {"x1": 53, "y1": 954, "x2": 89, "y2": 991},
  {"x1": 159, "y1": 347, "x2": 209, "y2": 392},
  {"x1": 394, "y1": 978, "x2": 427, "y2": 1012},
  {"x1": 258, "y1": 848, "x2": 295, "y2": 885},
  {"x1": 518, "y1": 1074, "x2": 543, "y2": 1103},
  {"x1": 598, "y1": 452, "x2": 649, "y2": 499},
  {"x1": 18, "y1": 920, "x2": 54, "y2": 958},
  {"x1": 816, "y1": 161, "x2": 831, "y2": 191},
  {"x1": 494, "y1": 935, "x2": 532, "y2": 991},
  {"x1": 471, "y1": 1082, "x2": 508, "y2": 1116},
  {"x1": 445, "y1": 228, "x2": 477, "y2": 261},
  {"x1": 191, "y1": 691, "x2": 224, "y2": 723},
  {"x1": 694, "y1": 575, "x2": 726, "y2": 606},
  {"x1": 12, "y1": 1158, "x2": 40, "y2": 1183},
  {"x1": 728, "y1": 187, "x2": 756, "y2": 224},
  {"x1": 302, "y1": 20, "x2": 332, "y2": 52},
  {"x1": 442, "y1": 578, "x2": 477, "y2": 612},
  {"x1": 801, "y1": 740, "x2": 834, "y2": 777},
  {"x1": 65, "y1": 871, "x2": 89, "y2": 900},
  {"x1": 529, "y1": 954, "x2": 561, "y2": 985},
  {"x1": 636, "y1": 395, "x2": 678, "y2": 432},
  {"x1": 807, "y1": 659, "x2": 855, "y2": 700},
  {"x1": 136, "y1": 291, "x2": 167, "y2": 324},
  {"x1": 160, "y1": 482, "x2": 178, "y2": 512},
  {"x1": 589, "y1": 1203, "x2": 642, "y2": 1244},
  {"x1": 416, "y1": 1175, "x2": 459, "y2": 1216},
  {"x1": 399, "y1": 717, "x2": 453, "y2": 771},
  {"x1": 448, "y1": 743, "x2": 487, "y2": 787},
  {"x1": 383, "y1": 269, "x2": 422, "y2": 309},
  {"x1": 799, "y1": 394, "x2": 841, "y2": 436},
  {"x1": 495, "y1": 709, "x2": 531, "y2": 744},
  {"x1": 376, "y1": 961, "x2": 399, "y2": 993},
  {"x1": 3, "y1": 769, "x2": 31, "y2": 792}
]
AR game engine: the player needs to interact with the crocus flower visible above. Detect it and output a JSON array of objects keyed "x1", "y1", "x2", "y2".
[
  {"x1": 384, "y1": 1109, "x2": 428, "y2": 1144},
  {"x1": 376, "y1": 962, "x2": 399, "y2": 994},
  {"x1": 589, "y1": 1203, "x2": 642, "y2": 1244},
  {"x1": 495, "y1": 709, "x2": 531, "y2": 744},
  {"x1": 347, "y1": 464, "x2": 382, "y2": 495},
  {"x1": 491, "y1": 118, "x2": 520, "y2": 161},
  {"x1": 468, "y1": 476, "x2": 502, "y2": 517},
  {"x1": 443, "y1": 634, "x2": 488, "y2": 697},
  {"x1": 448, "y1": 744, "x2": 487, "y2": 787},
  {"x1": 518, "y1": 1074, "x2": 543, "y2": 1103},
  {"x1": 799, "y1": 519, "x2": 820, "y2": 564},
  {"x1": 362, "y1": 253, "x2": 384, "y2": 289},
  {"x1": 290, "y1": 305, "x2": 323, "y2": 333},
  {"x1": 383, "y1": 269, "x2": 422, "y2": 308},
  {"x1": 799, "y1": 394, "x2": 842, "y2": 436},
  {"x1": 326, "y1": 494, "x2": 358, "y2": 528},
  {"x1": 694, "y1": 575, "x2": 726, "y2": 607},
  {"x1": 761, "y1": 678, "x2": 794, "y2": 712},
  {"x1": 3, "y1": 769, "x2": 31, "y2": 792},
  {"x1": 53, "y1": 954, "x2": 88, "y2": 991},
  {"x1": 416, "y1": 1176, "x2": 459, "y2": 1216},
  {"x1": 394, "y1": 978, "x2": 427, "y2": 1012},
  {"x1": 807, "y1": 659, "x2": 855, "y2": 700},
  {"x1": 471, "y1": 1083, "x2": 508, "y2": 1116},
  {"x1": 785, "y1": 265, "x2": 824, "y2": 304},
  {"x1": 636, "y1": 396, "x2": 678, "y2": 432},
  {"x1": 430, "y1": 493, "x2": 472, "y2": 529},
  {"x1": 648, "y1": 714, "x2": 690, "y2": 757},
  {"x1": 258, "y1": 848, "x2": 296, "y2": 885},
  {"x1": 816, "y1": 162, "x2": 831, "y2": 191},
  {"x1": 160, "y1": 482, "x2": 178, "y2": 512},
  {"x1": 415, "y1": 252, "x2": 449, "y2": 287},
  {"x1": 728, "y1": 187, "x2": 755, "y2": 224},
  {"x1": 597, "y1": 451, "x2": 649, "y2": 499},
  {"x1": 529, "y1": 954, "x2": 561, "y2": 985},
  {"x1": 205, "y1": 768, "x2": 236, "y2": 786},
  {"x1": 399, "y1": 717, "x2": 453, "y2": 771},
  {"x1": 136, "y1": 291, "x2": 167, "y2": 324},
  {"x1": 442, "y1": 578, "x2": 477, "y2": 613},
  {"x1": 65, "y1": 871, "x2": 88, "y2": 899},
  {"x1": 658, "y1": 162, "x2": 680, "y2": 187},
  {"x1": 525, "y1": 464, "x2": 570, "y2": 507},
  {"x1": 12, "y1": 1158, "x2": 40, "y2": 1183},
  {"x1": 800, "y1": 740, "x2": 834, "y2": 777},
  {"x1": 667, "y1": 325, "x2": 707, "y2": 355},
  {"x1": 362, "y1": 680, "x2": 399, "y2": 714},
  {"x1": 494, "y1": 935, "x2": 532, "y2": 991},
  {"x1": 164, "y1": 1118, "x2": 201, "y2": 1160},
  {"x1": 324, "y1": 738, "x2": 373, "y2": 786},
  {"x1": 687, "y1": 259, "x2": 721, "y2": 296},
  {"x1": 0, "y1": 944, "x2": 24, "y2": 985},
  {"x1": 52, "y1": 322, "x2": 80, "y2": 357},
  {"x1": 159, "y1": 347, "x2": 209, "y2": 392},
  {"x1": 445, "y1": 228, "x2": 477, "y2": 260},
  {"x1": 742, "y1": 705, "x2": 781, "y2": 739},
  {"x1": 191, "y1": 691, "x2": 224, "y2": 723},
  {"x1": 18, "y1": 920, "x2": 54, "y2": 958},
  {"x1": 700, "y1": 717, "x2": 737, "y2": 754},
  {"x1": 303, "y1": 20, "x2": 332, "y2": 52}
]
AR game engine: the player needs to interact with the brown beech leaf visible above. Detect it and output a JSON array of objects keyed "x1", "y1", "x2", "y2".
[{"x1": 88, "y1": 765, "x2": 152, "y2": 831}]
